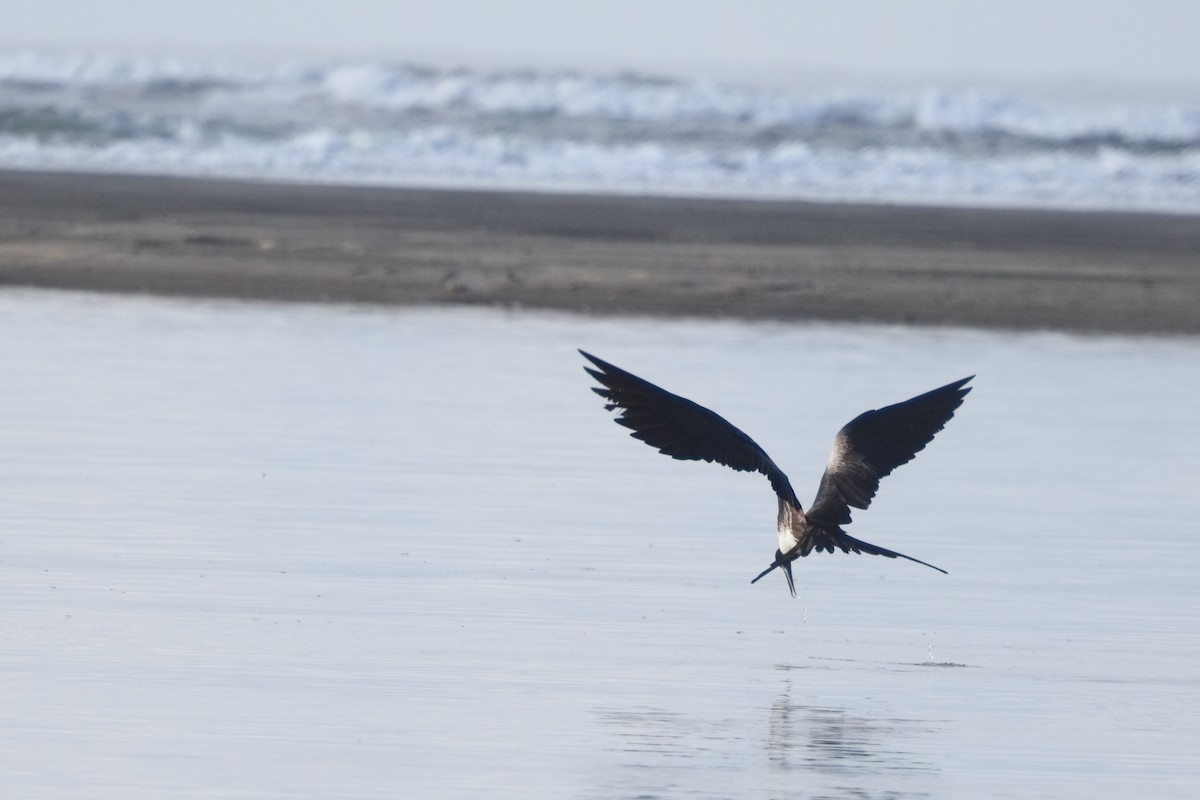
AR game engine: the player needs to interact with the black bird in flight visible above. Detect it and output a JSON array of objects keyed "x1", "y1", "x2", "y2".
[{"x1": 580, "y1": 350, "x2": 972, "y2": 596}]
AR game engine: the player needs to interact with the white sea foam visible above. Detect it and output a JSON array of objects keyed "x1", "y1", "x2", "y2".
[{"x1": 1, "y1": 49, "x2": 1198, "y2": 212}]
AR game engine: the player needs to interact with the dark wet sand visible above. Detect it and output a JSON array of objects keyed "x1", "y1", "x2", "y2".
[{"x1": 1, "y1": 169, "x2": 1197, "y2": 333}]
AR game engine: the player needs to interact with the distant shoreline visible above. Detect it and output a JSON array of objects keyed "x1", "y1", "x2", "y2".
[{"x1": 1, "y1": 169, "x2": 1197, "y2": 334}]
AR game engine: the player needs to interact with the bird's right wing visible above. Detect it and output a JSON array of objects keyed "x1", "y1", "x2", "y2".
[
  {"x1": 806, "y1": 376, "x2": 972, "y2": 526},
  {"x1": 581, "y1": 350, "x2": 801, "y2": 507}
]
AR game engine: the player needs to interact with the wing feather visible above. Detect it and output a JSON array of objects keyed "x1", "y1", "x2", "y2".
[
  {"x1": 580, "y1": 350, "x2": 800, "y2": 507},
  {"x1": 806, "y1": 376, "x2": 972, "y2": 525}
]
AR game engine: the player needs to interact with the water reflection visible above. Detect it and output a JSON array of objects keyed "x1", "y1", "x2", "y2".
[
  {"x1": 769, "y1": 672, "x2": 937, "y2": 797},
  {"x1": 591, "y1": 706, "x2": 742, "y2": 799},
  {"x1": 594, "y1": 707, "x2": 712, "y2": 761},
  {"x1": 589, "y1": 678, "x2": 938, "y2": 800}
]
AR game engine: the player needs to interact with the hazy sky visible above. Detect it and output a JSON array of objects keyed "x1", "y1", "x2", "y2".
[{"x1": 4, "y1": 0, "x2": 1199, "y2": 89}]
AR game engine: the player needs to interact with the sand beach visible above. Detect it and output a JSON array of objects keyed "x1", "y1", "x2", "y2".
[{"x1": 0, "y1": 169, "x2": 1196, "y2": 333}]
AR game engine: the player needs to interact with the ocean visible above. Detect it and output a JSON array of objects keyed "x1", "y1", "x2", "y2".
[{"x1": 2, "y1": 49, "x2": 1198, "y2": 212}]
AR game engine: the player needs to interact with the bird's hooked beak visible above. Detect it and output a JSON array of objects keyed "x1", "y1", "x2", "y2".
[
  {"x1": 751, "y1": 549, "x2": 797, "y2": 597},
  {"x1": 781, "y1": 559, "x2": 796, "y2": 598}
]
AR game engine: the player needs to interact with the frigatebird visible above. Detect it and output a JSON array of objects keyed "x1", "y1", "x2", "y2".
[{"x1": 580, "y1": 350, "x2": 971, "y2": 596}]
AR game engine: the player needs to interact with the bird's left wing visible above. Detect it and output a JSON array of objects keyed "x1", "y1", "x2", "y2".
[
  {"x1": 581, "y1": 350, "x2": 801, "y2": 507},
  {"x1": 806, "y1": 376, "x2": 972, "y2": 526}
]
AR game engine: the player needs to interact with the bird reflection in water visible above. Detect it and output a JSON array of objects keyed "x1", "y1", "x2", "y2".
[{"x1": 770, "y1": 675, "x2": 938, "y2": 790}]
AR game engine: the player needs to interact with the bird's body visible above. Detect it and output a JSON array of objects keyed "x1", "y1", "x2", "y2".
[{"x1": 580, "y1": 350, "x2": 971, "y2": 596}]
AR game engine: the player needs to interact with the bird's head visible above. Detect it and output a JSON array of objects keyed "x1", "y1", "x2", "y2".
[{"x1": 751, "y1": 549, "x2": 797, "y2": 598}]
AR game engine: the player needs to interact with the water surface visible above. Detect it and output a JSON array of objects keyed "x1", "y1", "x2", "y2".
[{"x1": 0, "y1": 289, "x2": 1196, "y2": 798}]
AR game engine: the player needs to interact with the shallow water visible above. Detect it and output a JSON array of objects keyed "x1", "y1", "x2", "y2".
[{"x1": 0, "y1": 289, "x2": 1196, "y2": 799}]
